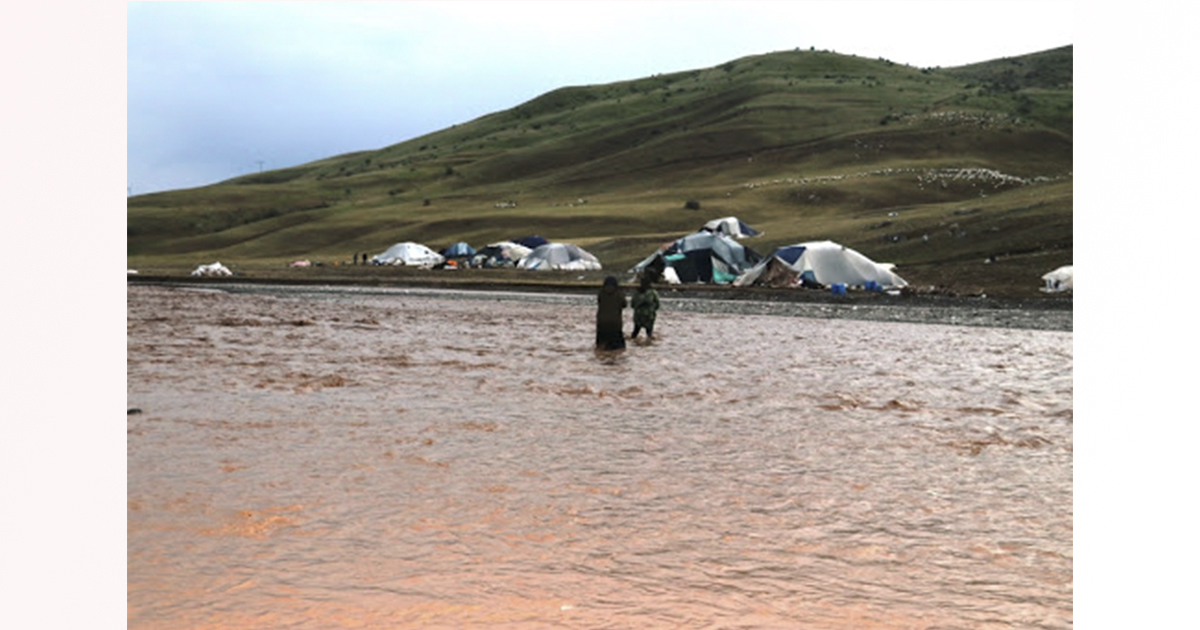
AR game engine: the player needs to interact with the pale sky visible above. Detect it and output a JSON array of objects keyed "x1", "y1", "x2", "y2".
[{"x1": 127, "y1": 0, "x2": 1074, "y2": 194}]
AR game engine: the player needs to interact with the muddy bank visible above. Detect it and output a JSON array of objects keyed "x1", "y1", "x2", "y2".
[{"x1": 128, "y1": 276, "x2": 1072, "y2": 332}]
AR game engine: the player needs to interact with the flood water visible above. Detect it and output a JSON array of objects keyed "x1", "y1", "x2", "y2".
[{"x1": 127, "y1": 284, "x2": 1072, "y2": 629}]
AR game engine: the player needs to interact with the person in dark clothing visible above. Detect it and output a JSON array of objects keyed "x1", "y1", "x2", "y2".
[
  {"x1": 630, "y1": 274, "x2": 660, "y2": 340},
  {"x1": 595, "y1": 275, "x2": 627, "y2": 350}
]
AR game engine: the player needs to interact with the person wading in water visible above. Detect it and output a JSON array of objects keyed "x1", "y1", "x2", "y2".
[
  {"x1": 595, "y1": 275, "x2": 627, "y2": 351},
  {"x1": 630, "y1": 274, "x2": 660, "y2": 341}
]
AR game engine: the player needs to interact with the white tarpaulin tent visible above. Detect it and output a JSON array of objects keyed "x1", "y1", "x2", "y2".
[
  {"x1": 1041, "y1": 265, "x2": 1073, "y2": 292},
  {"x1": 191, "y1": 261, "x2": 232, "y2": 277},
  {"x1": 371, "y1": 242, "x2": 445, "y2": 267},
  {"x1": 702, "y1": 216, "x2": 761, "y2": 239},
  {"x1": 734, "y1": 240, "x2": 907, "y2": 289},
  {"x1": 517, "y1": 243, "x2": 602, "y2": 271}
]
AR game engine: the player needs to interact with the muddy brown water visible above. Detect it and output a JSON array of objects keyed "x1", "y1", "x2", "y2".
[{"x1": 127, "y1": 284, "x2": 1072, "y2": 629}]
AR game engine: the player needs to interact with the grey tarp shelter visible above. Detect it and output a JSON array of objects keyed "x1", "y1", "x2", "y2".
[
  {"x1": 517, "y1": 243, "x2": 603, "y2": 271},
  {"x1": 632, "y1": 231, "x2": 761, "y2": 284}
]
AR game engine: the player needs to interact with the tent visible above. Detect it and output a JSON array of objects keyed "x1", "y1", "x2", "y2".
[
  {"x1": 471, "y1": 241, "x2": 533, "y2": 268},
  {"x1": 512, "y1": 235, "x2": 549, "y2": 249},
  {"x1": 632, "y1": 231, "x2": 762, "y2": 284},
  {"x1": 518, "y1": 242, "x2": 603, "y2": 271},
  {"x1": 371, "y1": 242, "x2": 445, "y2": 267},
  {"x1": 702, "y1": 216, "x2": 761, "y2": 239},
  {"x1": 440, "y1": 242, "x2": 477, "y2": 258},
  {"x1": 1041, "y1": 265, "x2": 1073, "y2": 292},
  {"x1": 733, "y1": 240, "x2": 907, "y2": 289},
  {"x1": 191, "y1": 261, "x2": 232, "y2": 277}
]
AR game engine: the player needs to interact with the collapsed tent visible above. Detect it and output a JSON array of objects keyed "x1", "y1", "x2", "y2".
[
  {"x1": 191, "y1": 261, "x2": 232, "y2": 277},
  {"x1": 632, "y1": 231, "x2": 762, "y2": 284},
  {"x1": 733, "y1": 240, "x2": 907, "y2": 289},
  {"x1": 440, "y1": 242, "x2": 477, "y2": 258},
  {"x1": 702, "y1": 216, "x2": 761, "y2": 239},
  {"x1": 1041, "y1": 265, "x2": 1073, "y2": 293},
  {"x1": 471, "y1": 241, "x2": 533, "y2": 268},
  {"x1": 517, "y1": 242, "x2": 603, "y2": 271},
  {"x1": 371, "y1": 242, "x2": 445, "y2": 267}
]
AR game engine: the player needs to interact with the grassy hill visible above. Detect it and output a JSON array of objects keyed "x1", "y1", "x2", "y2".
[{"x1": 128, "y1": 45, "x2": 1072, "y2": 299}]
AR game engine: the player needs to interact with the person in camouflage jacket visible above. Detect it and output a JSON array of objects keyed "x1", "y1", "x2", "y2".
[{"x1": 630, "y1": 275, "x2": 660, "y2": 340}]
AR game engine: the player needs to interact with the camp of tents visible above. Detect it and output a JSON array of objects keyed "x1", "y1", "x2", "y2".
[
  {"x1": 308, "y1": 215, "x2": 1065, "y2": 295},
  {"x1": 362, "y1": 237, "x2": 602, "y2": 271}
]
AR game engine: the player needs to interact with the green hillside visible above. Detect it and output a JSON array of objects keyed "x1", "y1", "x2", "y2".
[{"x1": 128, "y1": 45, "x2": 1072, "y2": 298}]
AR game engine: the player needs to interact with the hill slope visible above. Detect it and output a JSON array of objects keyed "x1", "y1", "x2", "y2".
[{"x1": 128, "y1": 45, "x2": 1072, "y2": 298}]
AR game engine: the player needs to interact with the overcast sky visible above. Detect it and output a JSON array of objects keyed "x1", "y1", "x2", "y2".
[{"x1": 127, "y1": 0, "x2": 1073, "y2": 195}]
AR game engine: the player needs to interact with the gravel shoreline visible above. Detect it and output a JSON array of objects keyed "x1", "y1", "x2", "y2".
[{"x1": 129, "y1": 277, "x2": 1072, "y2": 332}]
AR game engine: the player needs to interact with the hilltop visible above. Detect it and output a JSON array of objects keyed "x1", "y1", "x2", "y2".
[{"x1": 128, "y1": 45, "x2": 1072, "y2": 300}]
